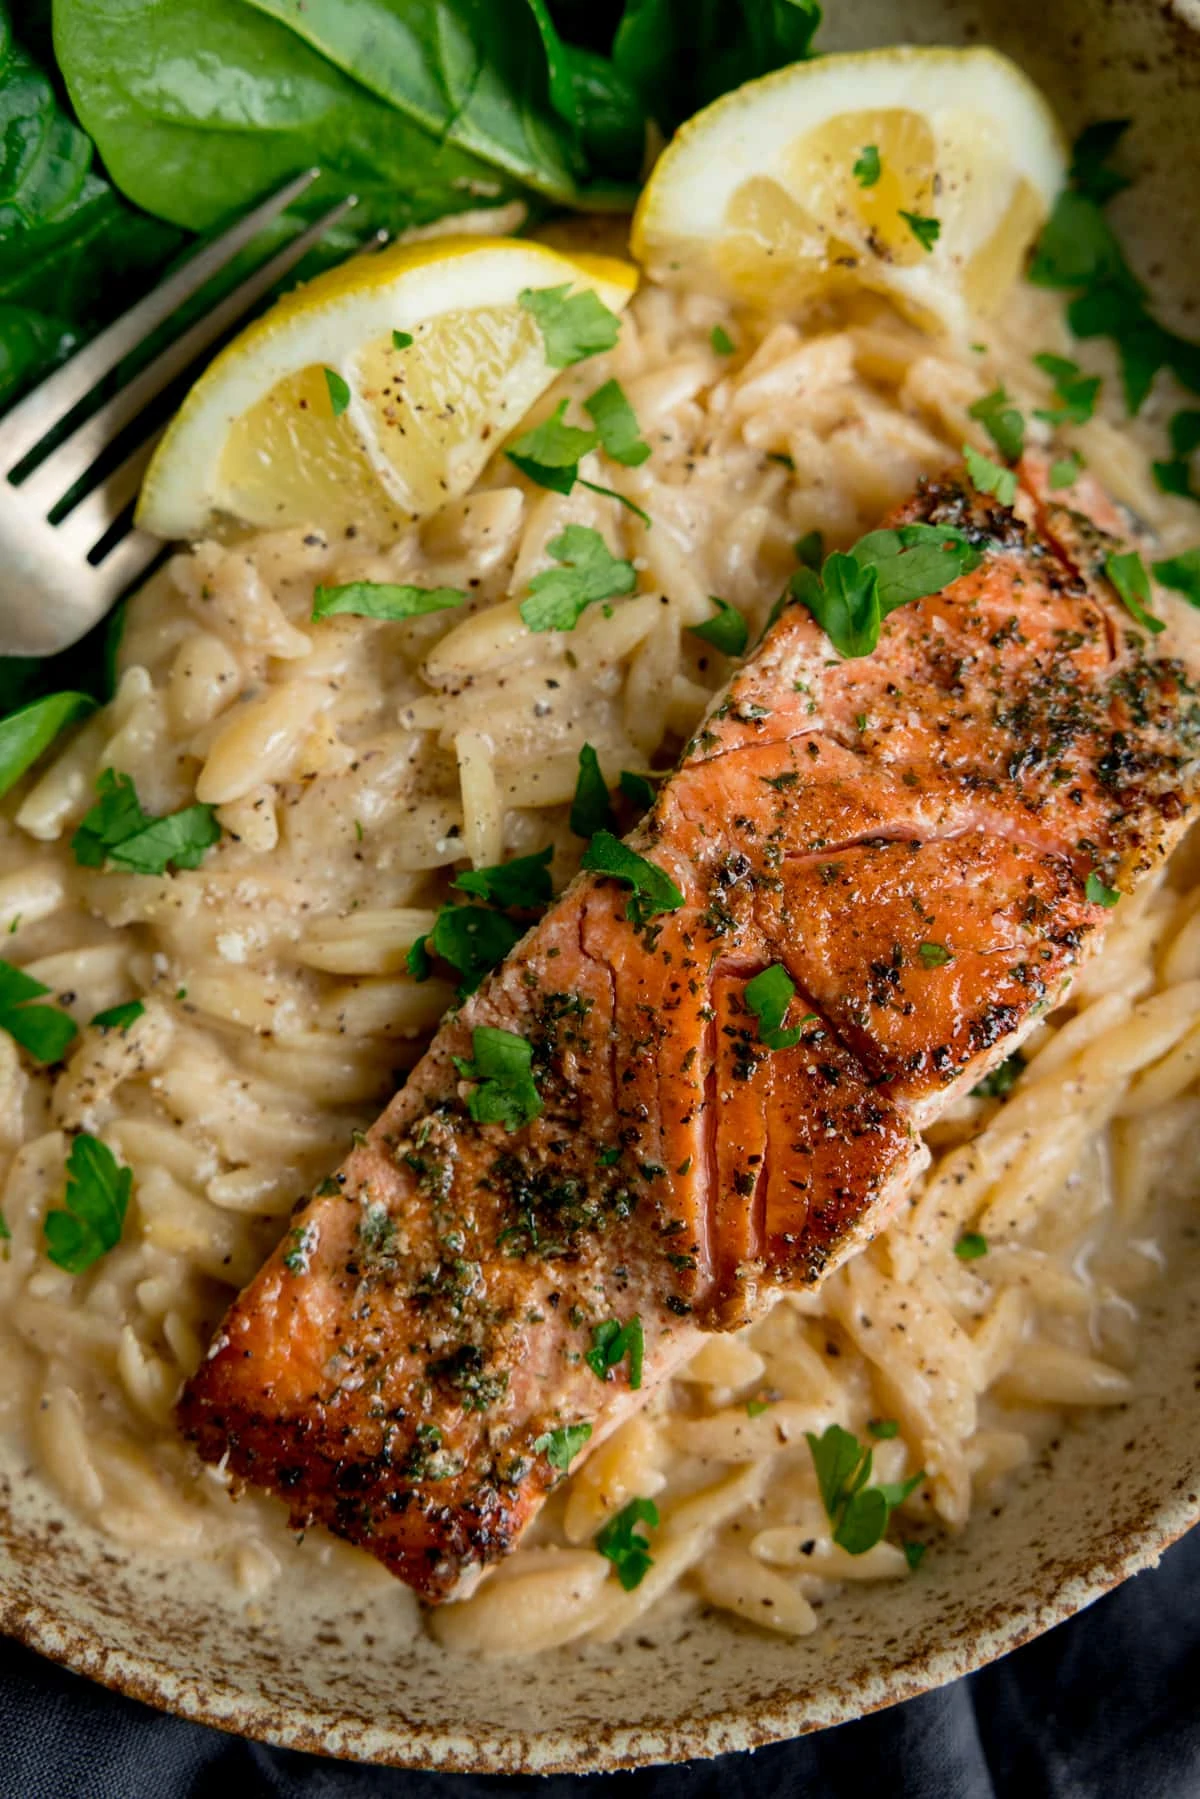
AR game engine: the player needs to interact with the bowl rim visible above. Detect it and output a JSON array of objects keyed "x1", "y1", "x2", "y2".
[
  {"x1": 4, "y1": 0, "x2": 1200, "y2": 1775},
  {"x1": 2, "y1": 1486, "x2": 1195, "y2": 1773}
]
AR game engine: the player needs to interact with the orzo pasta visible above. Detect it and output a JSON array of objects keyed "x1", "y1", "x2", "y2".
[{"x1": 3, "y1": 268, "x2": 1199, "y2": 1655}]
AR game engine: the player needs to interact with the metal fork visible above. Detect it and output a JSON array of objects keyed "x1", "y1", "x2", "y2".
[{"x1": 0, "y1": 170, "x2": 357, "y2": 659}]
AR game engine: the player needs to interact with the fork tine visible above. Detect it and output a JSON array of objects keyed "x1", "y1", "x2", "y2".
[
  {"x1": 2, "y1": 167, "x2": 322, "y2": 472},
  {"x1": 18, "y1": 194, "x2": 360, "y2": 513},
  {"x1": 54, "y1": 434, "x2": 166, "y2": 558},
  {"x1": 86, "y1": 525, "x2": 167, "y2": 599}
]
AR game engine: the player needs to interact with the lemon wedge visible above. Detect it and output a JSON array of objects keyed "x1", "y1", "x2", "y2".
[
  {"x1": 630, "y1": 46, "x2": 1066, "y2": 338},
  {"x1": 138, "y1": 237, "x2": 638, "y2": 541}
]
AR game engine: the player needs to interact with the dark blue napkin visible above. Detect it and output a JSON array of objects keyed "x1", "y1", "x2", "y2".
[{"x1": 2, "y1": 1524, "x2": 1197, "y2": 1798}]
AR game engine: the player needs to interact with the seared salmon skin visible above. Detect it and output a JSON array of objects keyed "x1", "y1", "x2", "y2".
[{"x1": 178, "y1": 458, "x2": 1200, "y2": 1602}]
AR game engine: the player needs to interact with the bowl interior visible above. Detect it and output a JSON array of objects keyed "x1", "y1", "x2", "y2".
[{"x1": 3, "y1": 0, "x2": 1200, "y2": 1773}]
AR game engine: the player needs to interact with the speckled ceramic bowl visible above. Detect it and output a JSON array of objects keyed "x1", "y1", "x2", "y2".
[{"x1": 4, "y1": 0, "x2": 1200, "y2": 1772}]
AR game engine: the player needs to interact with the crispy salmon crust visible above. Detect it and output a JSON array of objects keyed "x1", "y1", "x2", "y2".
[{"x1": 178, "y1": 459, "x2": 1200, "y2": 1602}]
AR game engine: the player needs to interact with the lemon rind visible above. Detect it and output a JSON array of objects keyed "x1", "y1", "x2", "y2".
[{"x1": 138, "y1": 238, "x2": 637, "y2": 541}]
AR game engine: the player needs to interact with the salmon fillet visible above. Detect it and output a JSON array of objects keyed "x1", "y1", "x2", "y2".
[{"x1": 178, "y1": 456, "x2": 1200, "y2": 1602}]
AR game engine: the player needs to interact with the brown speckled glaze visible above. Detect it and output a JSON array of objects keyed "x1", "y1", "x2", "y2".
[{"x1": 3, "y1": 0, "x2": 1199, "y2": 1772}]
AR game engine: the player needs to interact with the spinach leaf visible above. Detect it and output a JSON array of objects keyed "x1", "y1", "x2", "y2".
[
  {"x1": 242, "y1": 0, "x2": 579, "y2": 195},
  {"x1": 526, "y1": 0, "x2": 645, "y2": 180},
  {"x1": 614, "y1": 0, "x2": 821, "y2": 134},
  {"x1": 53, "y1": 0, "x2": 557, "y2": 239},
  {"x1": 0, "y1": 6, "x2": 180, "y2": 405}
]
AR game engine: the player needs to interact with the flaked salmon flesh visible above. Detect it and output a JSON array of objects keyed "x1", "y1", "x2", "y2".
[{"x1": 178, "y1": 456, "x2": 1200, "y2": 1602}]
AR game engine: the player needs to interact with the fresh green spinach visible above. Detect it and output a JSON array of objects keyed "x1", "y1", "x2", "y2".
[
  {"x1": 0, "y1": 3, "x2": 180, "y2": 406},
  {"x1": 52, "y1": 0, "x2": 579, "y2": 241}
]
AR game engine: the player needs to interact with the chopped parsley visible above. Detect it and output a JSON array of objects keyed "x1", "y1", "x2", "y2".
[
  {"x1": 519, "y1": 284, "x2": 622, "y2": 367},
  {"x1": 619, "y1": 769, "x2": 658, "y2": 811},
  {"x1": 1032, "y1": 351, "x2": 1101, "y2": 425},
  {"x1": 43, "y1": 1133, "x2": 131, "y2": 1274},
  {"x1": 744, "y1": 964, "x2": 812, "y2": 1051},
  {"x1": 746, "y1": 1395, "x2": 773, "y2": 1418},
  {"x1": 506, "y1": 384, "x2": 651, "y2": 493},
  {"x1": 533, "y1": 1422, "x2": 593, "y2": 1471},
  {"x1": 899, "y1": 210, "x2": 940, "y2": 252},
  {"x1": 972, "y1": 1050, "x2": 1025, "y2": 1099},
  {"x1": 392, "y1": 329, "x2": 414, "y2": 349},
  {"x1": 868, "y1": 1418, "x2": 900, "y2": 1440},
  {"x1": 791, "y1": 523, "x2": 982, "y2": 660},
  {"x1": 904, "y1": 1541, "x2": 928, "y2": 1572},
  {"x1": 90, "y1": 1001, "x2": 145, "y2": 1034},
  {"x1": 792, "y1": 554, "x2": 880, "y2": 660},
  {"x1": 853, "y1": 144, "x2": 881, "y2": 188},
  {"x1": 0, "y1": 960, "x2": 77, "y2": 1064},
  {"x1": 0, "y1": 692, "x2": 95, "y2": 801},
  {"x1": 954, "y1": 1231, "x2": 989, "y2": 1260},
  {"x1": 1153, "y1": 411, "x2": 1200, "y2": 499},
  {"x1": 595, "y1": 1496, "x2": 658, "y2": 1590},
  {"x1": 1085, "y1": 870, "x2": 1121, "y2": 908},
  {"x1": 584, "y1": 379, "x2": 651, "y2": 467},
  {"x1": 806, "y1": 1423, "x2": 924, "y2": 1555},
  {"x1": 710, "y1": 324, "x2": 735, "y2": 355},
  {"x1": 311, "y1": 581, "x2": 464, "y2": 621},
  {"x1": 794, "y1": 529, "x2": 824, "y2": 571},
  {"x1": 963, "y1": 444, "x2": 1017, "y2": 508},
  {"x1": 409, "y1": 905, "x2": 523, "y2": 996},
  {"x1": 586, "y1": 1315, "x2": 644, "y2": 1388},
  {"x1": 453, "y1": 1026, "x2": 543, "y2": 1132},
  {"x1": 689, "y1": 596, "x2": 749, "y2": 658},
  {"x1": 282, "y1": 1222, "x2": 318, "y2": 1275},
  {"x1": 520, "y1": 525, "x2": 636, "y2": 633},
  {"x1": 72, "y1": 769, "x2": 220, "y2": 876},
  {"x1": 1104, "y1": 550, "x2": 1164, "y2": 635},
  {"x1": 1153, "y1": 548, "x2": 1200, "y2": 607},
  {"x1": 917, "y1": 941, "x2": 954, "y2": 969},
  {"x1": 427, "y1": 1343, "x2": 508, "y2": 1412},
  {"x1": 583, "y1": 483, "x2": 652, "y2": 527},
  {"x1": 506, "y1": 399, "x2": 599, "y2": 493},
  {"x1": 1029, "y1": 120, "x2": 1200, "y2": 413},
  {"x1": 454, "y1": 846, "x2": 553, "y2": 910},
  {"x1": 1049, "y1": 451, "x2": 1085, "y2": 489},
  {"x1": 1068, "y1": 118, "x2": 1133, "y2": 204},
  {"x1": 581, "y1": 830, "x2": 684, "y2": 927},
  {"x1": 570, "y1": 744, "x2": 616, "y2": 838},
  {"x1": 968, "y1": 387, "x2": 1025, "y2": 461},
  {"x1": 323, "y1": 368, "x2": 350, "y2": 416}
]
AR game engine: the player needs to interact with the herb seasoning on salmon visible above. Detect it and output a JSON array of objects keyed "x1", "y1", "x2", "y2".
[{"x1": 178, "y1": 455, "x2": 1200, "y2": 1603}]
